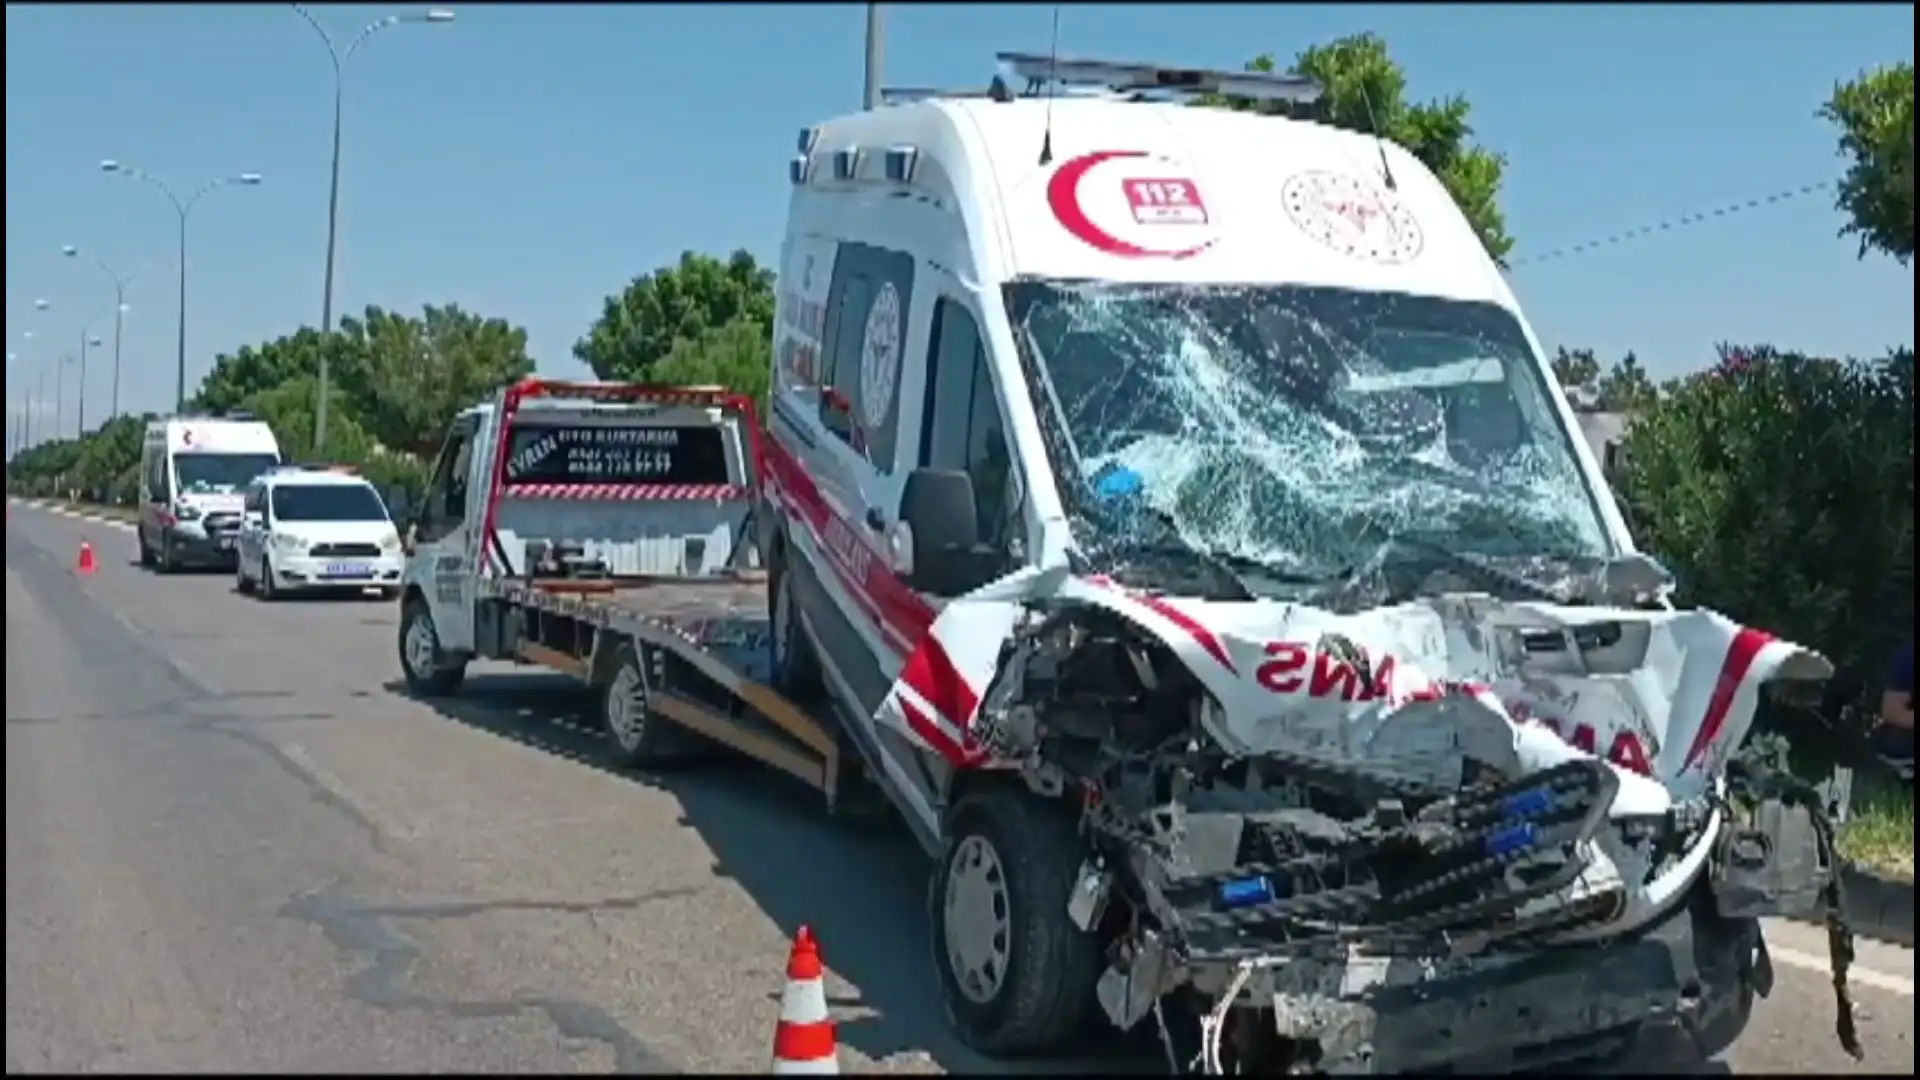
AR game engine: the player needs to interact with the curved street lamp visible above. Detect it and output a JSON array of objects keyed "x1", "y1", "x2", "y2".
[
  {"x1": 62, "y1": 245, "x2": 142, "y2": 421},
  {"x1": 100, "y1": 160, "x2": 263, "y2": 412},
  {"x1": 291, "y1": 3, "x2": 454, "y2": 451}
]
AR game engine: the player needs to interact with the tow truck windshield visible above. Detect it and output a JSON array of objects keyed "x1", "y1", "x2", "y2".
[
  {"x1": 174, "y1": 451, "x2": 281, "y2": 495},
  {"x1": 1004, "y1": 279, "x2": 1615, "y2": 592}
]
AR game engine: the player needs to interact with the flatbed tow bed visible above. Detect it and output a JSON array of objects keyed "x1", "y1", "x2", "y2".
[
  {"x1": 481, "y1": 572, "x2": 849, "y2": 800},
  {"x1": 398, "y1": 378, "x2": 858, "y2": 817}
]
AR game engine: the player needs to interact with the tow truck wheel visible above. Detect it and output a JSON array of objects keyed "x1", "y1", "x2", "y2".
[
  {"x1": 600, "y1": 643, "x2": 683, "y2": 768},
  {"x1": 930, "y1": 787, "x2": 1102, "y2": 1057},
  {"x1": 768, "y1": 547, "x2": 823, "y2": 700},
  {"x1": 399, "y1": 598, "x2": 467, "y2": 697}
]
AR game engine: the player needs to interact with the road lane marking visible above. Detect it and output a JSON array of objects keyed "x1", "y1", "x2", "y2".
[{"x1": 1767, "y1": 942, "x2": 1913, "y2": 996}]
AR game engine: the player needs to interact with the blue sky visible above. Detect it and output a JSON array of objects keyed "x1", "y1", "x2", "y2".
[{"x1": 6, "y1": 3, "x2": 1914, "y2": 432}]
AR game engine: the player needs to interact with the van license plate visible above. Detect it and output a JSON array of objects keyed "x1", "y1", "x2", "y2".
[{"x1": 324, "y1": 563, "x2": 369, "y2": 578}]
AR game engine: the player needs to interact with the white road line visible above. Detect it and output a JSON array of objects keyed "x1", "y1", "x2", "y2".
[{"x1": 1768, "y1": 943, "x2": 1913, "y2": 995}]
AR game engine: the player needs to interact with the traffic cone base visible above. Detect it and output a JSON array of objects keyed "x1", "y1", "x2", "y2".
[
  {"x1": 772, "y1": 925, "x2": 837, "y2": 1074},
  {"x1": 76, "y1": 540, "x2": 97, "y2": 575}
]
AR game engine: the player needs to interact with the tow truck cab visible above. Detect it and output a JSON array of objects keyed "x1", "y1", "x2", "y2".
[{"x1": 401, "y1": 381, "x2": 757, "y2": 655}]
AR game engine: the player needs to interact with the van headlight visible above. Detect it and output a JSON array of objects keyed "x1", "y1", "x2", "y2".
[
  {"x1": 380, "y1": 532, "x2": 402, "y2": 553},
  {"x1": 272, "y1": 532, "x2": 307, "y2": 552}
]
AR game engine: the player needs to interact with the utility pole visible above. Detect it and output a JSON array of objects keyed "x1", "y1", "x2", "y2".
[
  {"x1": 292, "y1": 4, "x2": 455, "y2": 454},
  {"x1": 863, "y1": 3, "x2": 884, "y2": 110}
]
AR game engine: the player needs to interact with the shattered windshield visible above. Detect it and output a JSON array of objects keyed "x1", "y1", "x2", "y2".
[
  {"x1": 173, "y1": 452, "x2": 281, "y2": 496},
  {"x1": 1003, "y1": 280, "x2": 1614, "y2": 586}
]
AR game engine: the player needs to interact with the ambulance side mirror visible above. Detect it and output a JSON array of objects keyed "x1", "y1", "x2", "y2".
[{"x1": 898, "y1": 468, "x2": 988, "y2": 596}]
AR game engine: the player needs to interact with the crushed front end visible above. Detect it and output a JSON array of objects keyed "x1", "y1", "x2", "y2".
[{"x1": 967, "y1": 602, "x2": 1856, "y2": 1074}]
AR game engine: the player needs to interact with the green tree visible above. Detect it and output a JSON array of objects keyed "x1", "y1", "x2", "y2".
[
  {"x1": 1617, "y1": 345, "x2": 1914, "y2": 699},
  {"x1": 649, "y1": 315, "x2": 774, "y2": 412},
  {"x1": 1199, "y1": 34, "x2": 1514, "y2": 263},
  {"x1": 1594, "y1": 352, "x2": 1659, "y2": 412},
  {"x1": 241, "y1": 375, "x2": 375, "y2": 464},
  {"x1": 1820, "y1": 62, "x2": 1914, "y2": 265},
  {"x1": 71, "y1": 413, "x2": 148, "y2": 498},
  {"x1": 575, "y1": 250, "x2": 775, "y2": 381},
  {"x1": 193, "y1": 328, "x2": 365, "y2": 416},
  {"x1": 1551, "y1": 347, "x2": 1603, "y2": 396},
  {"x1": 341, "y1": 303, "x2": 535, "y2": 457}
]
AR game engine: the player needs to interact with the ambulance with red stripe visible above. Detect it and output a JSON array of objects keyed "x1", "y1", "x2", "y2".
[
  {"x1": 391, "y1": 53, "x2": 1852, "y2": 1074},
  {"x1": 754, "y1": 53, "x2": 1853, "y2": 1072}
]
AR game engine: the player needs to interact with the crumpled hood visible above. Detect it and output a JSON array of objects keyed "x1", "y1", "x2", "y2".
[{"x1": 876, "y1": 566, "x2": 1830, "y2": 811}]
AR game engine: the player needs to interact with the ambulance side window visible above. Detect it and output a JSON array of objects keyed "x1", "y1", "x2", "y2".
[
  {"x1": 816, "y1": 243, "x2": 913, "y2": 473},
  {"x1": 920, "y1": 299, "x2": 1018, "y2": 552},
  {"x1": 146, "y1": 452, "x2": 172, "y2": 502}
]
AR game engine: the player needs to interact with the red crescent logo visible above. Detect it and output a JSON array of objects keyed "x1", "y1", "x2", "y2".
[{"x1": 1047, "y1": 151, "x2": 1214, "y2": 260}]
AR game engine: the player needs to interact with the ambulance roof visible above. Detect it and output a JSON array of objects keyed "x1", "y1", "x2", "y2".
[{"x1": 806, "y1": 96, "x2": 1514, "y2": 309}]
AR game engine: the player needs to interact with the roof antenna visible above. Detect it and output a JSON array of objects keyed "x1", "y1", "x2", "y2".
[
  {"x1": 1037, "y1": 6, "x2": 1061, "y2": 166},
  {"x1": 1355, "y1": 82, "x2": 1397, "y2": 190}
]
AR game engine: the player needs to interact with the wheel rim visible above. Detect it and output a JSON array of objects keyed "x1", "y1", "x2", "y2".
[
  {"x1": 943, "y1": 834, "x2": 1012, "y2": 1004},
  {"x1": 606, "y1": 662, "x2": 648, "y2": 750},
  {"x1": 403, "y1": 613, "x2": 439, "y2": 677}
]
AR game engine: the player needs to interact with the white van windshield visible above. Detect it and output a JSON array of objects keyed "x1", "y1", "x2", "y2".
[
  {"x1": 1003, "y1": 280, "x2": 1613, "y2": 581},
  {"x1": 271, "y1": 483, "x2": 389, "y2": 523},
  {"x1": 174, "y1": 452, "x2": 280, "y2": 495}
]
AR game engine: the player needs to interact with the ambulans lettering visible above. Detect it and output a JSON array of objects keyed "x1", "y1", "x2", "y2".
[
  {"x1": 820, "y1": 513, "x2": 873, "y2": 585},
  {"x1": 1505, "y1": 700, "x2": 1653, "y2": 775},
  {"x1": 1254, "y1": 640, "x2": 1653, "y2": 774}
]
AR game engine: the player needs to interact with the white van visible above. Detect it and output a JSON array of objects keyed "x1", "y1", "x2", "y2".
[
  {"x1": 756, "y1": 55, "x2": 1837, "y2": 1071},
  {"x1": 138, "y1": 414, "x2": 282, "y2": 571},
  {"x1": 235, "y1": 465, "x2": 404, "y2": 599}
]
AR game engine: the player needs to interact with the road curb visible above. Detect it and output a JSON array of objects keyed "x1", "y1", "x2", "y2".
[{"x1": 1839, "y1": 862, "x2": 1915, "y2": 948}]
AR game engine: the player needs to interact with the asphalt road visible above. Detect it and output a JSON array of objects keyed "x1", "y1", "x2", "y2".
[{"x1": 6, "y1": 501, "x2": 1913, "y2": 1074}]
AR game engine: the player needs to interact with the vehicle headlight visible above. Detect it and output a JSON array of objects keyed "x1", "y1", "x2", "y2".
[
  {"x1": 380, "y1": 532, "x2": 402, "y2": 553},
  {"x1": 272, "y1": 532, "x2": 306, "y2": 552},
  {"x1": 173, "y1": 503, "x2": 202, "y2": 521}
]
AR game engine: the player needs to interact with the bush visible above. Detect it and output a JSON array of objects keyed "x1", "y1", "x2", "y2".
[{"x1": 1618, "y1": 345, "x2": 1914, "y2": 705}]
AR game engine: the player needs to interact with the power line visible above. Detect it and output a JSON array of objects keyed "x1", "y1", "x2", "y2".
[{"x1": 1507, "y1": 180, "x2": 1834, "y2": 268}]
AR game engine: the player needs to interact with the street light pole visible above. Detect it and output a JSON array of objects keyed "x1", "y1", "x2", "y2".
[
  {"x1": 54, "y1": 355, "x2": 71, "y2": 440},
  {"x1": 63, "y1": 246, "x2": 141, "y2": 420},
  {"x1": 864, "y1": 3, "x2": 885, "y2": 110},
  {"x1": 292, "y1": 4, "x2": 455, "y2": 454},
  {"x1": 77, "y1": 330, "x2": 89, "y2": 434},
  {"x1": 100, "y1": 161, "x2": 263, "y2": 413}
]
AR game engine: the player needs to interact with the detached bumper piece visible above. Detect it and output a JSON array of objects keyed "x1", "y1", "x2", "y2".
[{"x1": 1158, "y1": 760, "x2": 1620, "y2": 962}]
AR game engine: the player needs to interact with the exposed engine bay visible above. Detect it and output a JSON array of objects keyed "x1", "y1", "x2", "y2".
[{"x1": 967, "y1": 604, "x2": 1862, "y2": 1074}]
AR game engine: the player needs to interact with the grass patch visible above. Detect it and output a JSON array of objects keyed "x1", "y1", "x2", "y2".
[{"x1": 1839, "y1": 774, "x2": 1913, "y2": 879}]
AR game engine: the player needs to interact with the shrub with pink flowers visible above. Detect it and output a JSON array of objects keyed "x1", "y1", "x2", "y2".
[{"x1": 1617, "y1": 345, "x2": 1914, "y2": 709}]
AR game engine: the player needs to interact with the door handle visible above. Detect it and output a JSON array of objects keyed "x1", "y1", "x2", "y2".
[{"x1": 864, "y1": 507, "x2": 885, "y2": 530}]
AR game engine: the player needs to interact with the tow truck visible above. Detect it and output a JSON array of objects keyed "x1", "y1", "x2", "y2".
[{"x1": 396, "y1": 379, "x2": 848, "y2": 796}]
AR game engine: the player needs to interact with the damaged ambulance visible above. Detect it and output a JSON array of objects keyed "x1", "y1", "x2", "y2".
[{"x1": 758, "y1": 52, "x2": 1858, "y2": 1073}]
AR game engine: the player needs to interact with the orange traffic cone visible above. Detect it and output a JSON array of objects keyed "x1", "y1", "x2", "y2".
[
  {"x1": 771, "y1": 926, "x2": 837, "y2": 1074},
  {"x1": 76, "y1": 540, "x2": 97, "y2": 575}
]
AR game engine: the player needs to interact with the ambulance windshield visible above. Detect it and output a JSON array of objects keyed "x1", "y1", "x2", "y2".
[{"x1": 1003, "y1": 280, "x2": 1614, "y2": 581}]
